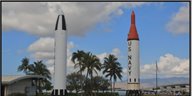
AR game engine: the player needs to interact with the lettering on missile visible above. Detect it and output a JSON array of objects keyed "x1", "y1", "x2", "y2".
[
  {"x1": 128, "y1": 55, "x2": 132, "y2": 60},
  {"x1": 128, "y1": 56, "x2": 132, "y2": 64},
  {"x1": 128, "y1": 66, "x2": 131, "y2": 70},
  {"x1": 128, "y1": 41, "x2": 132, "y2": 76},
  {"x1": 128, "y1": 60, "x2": 132, "y2": 65},
  {"x1": 128, "y1": 41, "x2": 132, "y2": 46},
  {"x1": 128, "y1": 47, "x2": 131, "y2": 52}
]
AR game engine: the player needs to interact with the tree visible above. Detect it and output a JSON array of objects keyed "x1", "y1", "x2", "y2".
[
  {"x1": 71, "y1": 50, "x2": 86, "y2": 94},
  {"x1": 18, "y1": 58, "x2": 52, "y2": 93},
  {"x1": 71, "y1": 50, "x2": 86, "y2": 70},
  {"x1": 18, "y1": 57, "x2": 30, "y2": 74},
  {"x1": 99, "y1": 77, "x2": 110, "y2": 93},
  {"x1": 28, "y1": 60, "x2": 51, "y2": 93},
  {"x1": 71, "y1": 51, "x2": 101, "y2": 95},
  {"x1": 92, "y1": 76, "x2": 103, "y2": 92},
  {"x1": 102, "y1": 54, "x2": 122, "y2": 92},
  {"x1": 92, "y1": 76, "x2": 110, "y2": 93},
  {"x1": 66, "y1": 72, "x2": 85, "y2": 94},
  {"x1": 42, "y1": 79, "x2": 53, "y2": 92},
  {"x1": 80, "y1": 52, "x2": 101, "y2": 95},
  {"x1": 28, "y1": 60, "x2": 51, "y2": 79}
]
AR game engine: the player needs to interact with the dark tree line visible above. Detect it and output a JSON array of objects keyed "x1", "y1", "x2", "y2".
[{"x1": 18, "y1": 50, "x2": 123, "y2": 96}]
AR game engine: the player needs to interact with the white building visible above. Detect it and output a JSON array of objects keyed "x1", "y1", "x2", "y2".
[{"x1": 2, "y1": 75, "x2": 46, "y2": 96}]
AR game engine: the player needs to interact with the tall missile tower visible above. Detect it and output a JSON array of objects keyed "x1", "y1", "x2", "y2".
[
  {"x1": 126, "y1": 11, "x2": 142, "y2": 96},
  {"x1": 52, "y1": 11, "x2": 68, "y2": 96}
]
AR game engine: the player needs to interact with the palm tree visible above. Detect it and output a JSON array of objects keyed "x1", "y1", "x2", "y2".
[
  {"x1": 29, "y1": 60, "x2": 51, "y2": 79},
  {"x1": 81, "y1": 52, "x2": 101, "y2": 80},
  {"x1": 71, "y1": 51, "x2": 101, "y2": 95},
  {"x1": 71, "y1": 50, "x2": 86, "y2": 94},
  {"x1": 18, "y1": 58, "x2": 51, "y2": 93},
  {"x1": 81, "y1": 52, "x2": 101, "y2": 96},
  {"x1": 29, "y1": 60, "x2": 51, "y2": 93},
  {"x1": 102, "y1": 54, "x2": 122, "y2": 92},
  {"x1": 18, "y1": 57, "x2": 30, "y2": 74},
  {"x1": 71, "y1": 50, "x2": 86, "y2": 72}
]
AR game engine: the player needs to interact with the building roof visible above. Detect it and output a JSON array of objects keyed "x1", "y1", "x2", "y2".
[{"x1": 2, "y1": 75, "x2": 46, "y2": 85}]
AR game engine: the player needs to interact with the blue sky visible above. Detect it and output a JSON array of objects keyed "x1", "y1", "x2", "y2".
[{"x1": 2, "y1": 2, "x2": 189, "y2": 80}]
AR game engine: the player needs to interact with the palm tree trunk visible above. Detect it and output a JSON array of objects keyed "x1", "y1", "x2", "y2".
[
  {"x1": 39, "y1": 79, "x2": 41, "y2": 93},
  {"x1": 85, "y1": 70, "x2": 89, "y2": 94},
  {"x1": 113, "y1": 82, "x2": 115, "y2": 92},
  {"x1": 86, "y1": 70, "x2": 89, "y2": 80},
  {"x1": 36, "y1": 78, "x2": 38, "y2": 95},
  {"x1": 80, "y1": 66, "x2": 83, "y2": 96},
  {"x1": 90, "y1": 73, "x2": 93, "y2": 96},
  {"x1": 111, "y1": 80, "x2": 112, "y2": 93}
]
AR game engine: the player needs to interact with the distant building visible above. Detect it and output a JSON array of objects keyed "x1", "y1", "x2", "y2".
[
  {"x1": 1, "y1": 75, "x2": 46, "y2": 96},
  {"x1": 159, "y1": 84, "x2": 189, "y2": 93},
  {"x1": 143, "y1": 84, "x2": 189, "y2": 95},
  {"x1": 114, "y1": 82, "x2": 189, "y2": 95}
]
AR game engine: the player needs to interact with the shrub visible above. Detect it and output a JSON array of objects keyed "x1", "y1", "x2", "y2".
[{"x1": 8, "y1": 93, "x2": 26, "y2": 96}]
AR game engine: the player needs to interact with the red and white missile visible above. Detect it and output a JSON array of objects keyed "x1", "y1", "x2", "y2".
[
  {"x1": 52, "y1": 10, "x2": 67, "y2": 96},
  {"x1": 127, "y1": 10, "x2": 141, "y2": 94}
]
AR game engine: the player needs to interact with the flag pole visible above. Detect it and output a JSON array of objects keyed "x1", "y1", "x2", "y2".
[{"x1": 156, "y1": 61, "x2": 158, "y2": 96}]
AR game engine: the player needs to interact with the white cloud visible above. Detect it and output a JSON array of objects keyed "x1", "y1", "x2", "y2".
[
  {"x1": 166, "y1": 4, "x2": 189, "y2": 34},
  {"x1": 46, "y1": 59, "x2": 54, "y2": 67},
  {"x1": 141, "y1": 53, "x2": 189, "y2": 78},
  {"x1": 112, "y1": 48, "x2": 120, "y2": 57},
  {"x1": 171, "y1": 58, "x2": 189, "y2": 74},
  {"x1": 96, "y1": 48, "x2": 121, "y2": 64},
  {"x1": 28, "y1": 37, "x2": 75, "y2": 75},
  {"x1": 28, "y1": 37, "x2": 54, "y2": 52},
  {"x1": 3, "y1": 2, "x2": 150, "y2": 37},
  {"x1": 122, "y1": 68, "x2": 128, "y2": 76},
  {"x1": 96, "y1": 53, "x2": 107, "y2": 64},
  {"x1": 32, "y1": 52, "x2": 54, "y2": 60}
]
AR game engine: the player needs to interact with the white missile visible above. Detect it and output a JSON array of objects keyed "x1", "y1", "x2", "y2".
[
  {"x1": 52, "y1": 10, "x2": 67, "y2": 96},
  {"x1": 126, "y1": 10, "x2": 141, "y2": 95}
]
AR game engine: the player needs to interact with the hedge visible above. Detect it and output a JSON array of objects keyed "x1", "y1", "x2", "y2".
[{"x1": 68, "y1": 92, "x2": 119, "y2": 96}]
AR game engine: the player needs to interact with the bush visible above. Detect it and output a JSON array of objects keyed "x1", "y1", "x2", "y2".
[
  {"x1": 97, "y1": 92, "x2": 119, "y2": 96},
  {"x1": 15, "y1": 92, "x2": 119, "y2": 96},
  {"x1": 8, "y1": 93, "x2": 26, "y2": 96}
]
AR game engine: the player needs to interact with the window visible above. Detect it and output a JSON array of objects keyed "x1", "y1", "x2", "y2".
[
  {"x1": 129, "y1": 79, "x2": 131, "y2": 82},
  {"x1": 134, "y1": 78, "x2": 136, "y2": 82}
]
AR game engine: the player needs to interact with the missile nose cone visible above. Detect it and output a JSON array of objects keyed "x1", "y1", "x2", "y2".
[
  {"x1": 131, "y1": 10, "x2": 135, "y2": 24},
  {"x1": 131, "y1": 10, "x2": 135, "y2": 15},
  {"x1": 128, "y1": 10, "x2": 139, "y2": 41},
  {"x1": 55, "y1": 14, "x2": 66, "y2": 30},
  {"x1": 57, "y1": 8, "x2": 64, "y2": 15}
]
